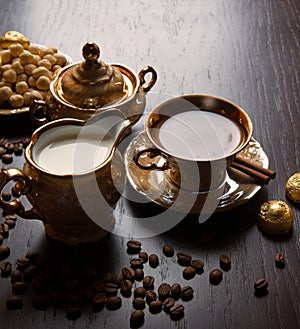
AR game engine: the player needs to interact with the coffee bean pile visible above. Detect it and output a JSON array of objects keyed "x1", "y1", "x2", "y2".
[
  {"x1": 0, "y1": 239, "x2": 199, "y2": 325},
  {"x1": 126, "y1": 240, "x2": 197, "y2": 327},
  {"x1": 0, "y1": 205, "x2": 288, "y2": 328},
  {"x1": 0, "y1": 137, "x2": 30, "y2": 165}
]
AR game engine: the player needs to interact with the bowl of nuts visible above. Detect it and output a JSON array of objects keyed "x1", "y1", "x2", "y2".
[{"x1": 0, "y1": 31, "x2": 72, "y2": 115}]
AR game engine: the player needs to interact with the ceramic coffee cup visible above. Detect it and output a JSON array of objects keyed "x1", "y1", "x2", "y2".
[
  {"x1": 134, "y1": 94, "x2": 253, "y2": 192},
  {"x1": 0, "y1": 109, "x2": 131, "y2": 245}
]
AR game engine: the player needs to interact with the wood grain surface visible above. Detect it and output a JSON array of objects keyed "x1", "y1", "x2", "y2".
[{"x1": 0, "y1": 1, "x2": 299, "y2": 328}]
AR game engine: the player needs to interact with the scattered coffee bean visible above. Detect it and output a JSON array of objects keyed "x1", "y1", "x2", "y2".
[
  {"x1": 5, "y1": 214, "x2": 17, "y2": 223},
  {"x1": 181, "y1": 286, "x2": 194, "y2": 301},
  {"x1": 66, "y1": 304, "x2": 81, "y2": 320},
  {"x1": 121, "y1": 267, "x2": 135, "y2": 282},
  {"x1": 12, "y1": 282, "x2": 27, "y2": 295},
  {"x1": 0, "y1": 138, "x2": 8, "y2": 146},
  {"x1": 113, "y1": 274, "x2": 123, "y2": 286},
  {"x1": 143, "y1": 275, "x2": 155, "y2": 290},
  {"x1": 145, "y1": 290, "x2": 158, "y2": 304},
  {"x1": 177, "y1": 252, "x2": 192, "y2": 266},
  {"x1": 92, "y1": 292, "x2": 106, "y2": 311},
  {"x1": 82, "y1": 267, "x2": 97, "y2": 281},
  {"x1": 14, "y1": 143, "x2": 23, "y2": 156},
  {"x1": 35, "y1": 255, "x2": 48, "y2": 269},
  {"x1": 130, "y1": 257, "x2": 144, "y2": 269},
  {"x1": 22, "y1": 138, "x2": 30, "y2": 148},
  {"x1": 130, "y1": 310, "x2": 145, "y2": 328},
  {"x1": 183, "y1": 266, "x2": 196, "y2": 280},
  {"x1": 5, "y1": 143, "x2": 15, "y2": 154},
  {"x1": 83, "y1": 288, "x2": 95, "y2": 304},
  {"x1": 139, "y1": 251, "x2": 148, "y2": 263},
  {"x1": 104, "y1": 282, "x2": 118, "y2": 296},
  {"x1": 163, "y1": 244, "x2": 174, "y2": 257},
  {"x1": 16, "y1": 257, "x2": 31, "y2": 271},
  {"x1": 4, "y1": 219, "x2": 16, "y2": 229},
  {"x1": 0, "y1": 224, "x2": 9, "y2": 238},
  {"x1": 10, "y1": 269, "x2": 23, "y2": 283},
  {"x1": 64, "y1": 278, "x2": 80, "y2": 292},
  {"x1": 158, "y1": 282, "x2": 171, "y2": 300},
  {"x1": 106, "y1": 296, "x2": 122, "y2": 310},
  {"x1": 275, "y1": 253, "x2": 286, "y2": 268},
  {"x1": 91, "y1": 279, "x2": 104, "y2": 293},
  {"x1": 190, "y1": 259, "x2": 204, "y2": 274},
  {"x1": 134, "y1": 268, "x2": 144, "y2": 281},
  {"x1": 0, "y1": 234, "x2": 3, "y2": 245},
  {"x1": 22, "y1": 265, "x2": 38, "y2": 281},
  {"x1": 33, "y1": 294, "x2": 49, "y2": 311},
  {"x1": 149, "y1": 254, "x2": 159, "y2": 268},
  {"x1": 254, "y1": 278, "x2": 269, "y2": 297},
  {"x1": 6, "y1": 295, "x2": 23, "y2": 310},
  {"x1": 163, "y1": 297, "x2": 175, "y2": 313},
  {"x1": 102, "y1": 272, "x2": 114, "y2": 283},
  {"x1": 171, "y1": 283, "x2": 182, "y2": 299},
  {"x1": 133, "y1": 297, "x2": 146, "y2": 310},
  {"x1": 38, "y1": 268, "x2": 53, "y2": 282},
  {"x1": 49, "y1": 290, "x2": 63, "y2": 308},
  {"x1": 1, "y1": 191, "x2": 11, "y2": 201},
  {"x1": 120, "y1": 279, "x2": 132, "y2": 297},
  {"x1": 219, "y1": 255, "x2": 231, "y2": 271},
  {"x1": 126, "y1": 240, "x2": 142, "y2": 254},
  {"x1": 209, "y1": 269, "x2": 223, "y2": 285},
  {"x1": 32, "y1": 275, "x2": 48, "y2": 292},
  {"x1": 59, "y1": 264, "x2": 72, "y2": 280},
  {"x1": 2, "y1": 154, "x2": 13, "y2": 164},
  {"x1": 0, "y1": 146, "x2": 6, "y2": 157},
  {"x1": 0, "y1": 261, "x2": 12, "y2": 277},
  {"x1": 170, "y1": 303, "x2": 185, "y2": 320},
  {"x1": 134, "y1": 287, "x2": 146, "y2": 299},
  {"x1": 64, "y1": 293, "x2": 80, "y2": 305},
  {"x1": 149, "y1": 300, "x2": 163, "y2": 314}
]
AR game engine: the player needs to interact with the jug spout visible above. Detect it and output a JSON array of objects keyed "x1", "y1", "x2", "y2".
[{"x1": 83, "y1": 108, "x2": 132, "y2": 156}]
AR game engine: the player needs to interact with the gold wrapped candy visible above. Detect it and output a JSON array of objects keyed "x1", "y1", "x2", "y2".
[
  {"x1": 257, "y1": 200, "x2": 293, "y2": 235},
  {"x1": 0, "y1": 31, "x2": 30, "y2": 49},
  {"x1": 286, "y1": 173, "x2": 300, "y2": 203}
]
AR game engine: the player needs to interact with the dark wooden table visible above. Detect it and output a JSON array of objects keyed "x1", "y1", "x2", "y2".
[{"x1": 0, "y1": 1, "x2": 299, "y2": 328}]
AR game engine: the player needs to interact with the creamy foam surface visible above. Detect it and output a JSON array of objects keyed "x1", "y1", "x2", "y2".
[
  {"x1": 157, "y1": 111, "x2": 243, "y2": 161},
  {"x1": 33, "y1": 126, "x2": 113, "y2": 175}
]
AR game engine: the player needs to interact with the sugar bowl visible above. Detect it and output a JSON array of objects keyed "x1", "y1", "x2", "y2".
[{"x1": 30, "y1": 42, "x2": 157, "y2": 125}]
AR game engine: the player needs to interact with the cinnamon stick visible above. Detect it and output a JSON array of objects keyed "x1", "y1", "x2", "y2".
[
  {"x1": 234, "y1": 156, "x2": 276, "y2": 179},
  {"x1": 230, "y1": 161, "x2": 271, "y2": 185}
]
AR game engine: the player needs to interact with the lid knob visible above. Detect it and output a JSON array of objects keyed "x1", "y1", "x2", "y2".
[
  {"x1": 60, "y1": 42, "x2": 127, "y2": 108},
  {"x1": 82, "y1": 42, "x2": 100, "y2": 62}
]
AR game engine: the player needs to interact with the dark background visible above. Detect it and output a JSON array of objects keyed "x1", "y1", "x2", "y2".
[{"x1": 0, "y1": 1, "x2": 299, "y2": 328}]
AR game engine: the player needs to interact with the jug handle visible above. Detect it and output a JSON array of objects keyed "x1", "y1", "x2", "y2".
[
  {"x1": 133, "y1": 148, "x2": 170, "y2": 171},
  {"x1": 0, "y1": 168, "x2": 43, "y2": 220},
  {"x1": 29, "y1": 99, "x2": 50, "y2": 125},
  {"x1": 138, "y1": 66, "x2": 157, "y2": 92}
]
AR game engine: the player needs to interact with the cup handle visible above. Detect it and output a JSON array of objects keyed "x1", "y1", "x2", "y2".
[
  {"x1": 29, "y1": 99, "x2": 50, "y2": 125},
  {"x1": 0, "y1": 168, "x2": 43, "y2": 220},
  {"x1": 138, "y1": 66, "x2": 157, "y2": 92},
  {"x1": 133, "y1": 148, "x2": 170, "y2": 171}
]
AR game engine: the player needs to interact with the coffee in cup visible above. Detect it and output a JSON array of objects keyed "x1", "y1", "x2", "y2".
[{"x1": 134, "y1": 94, "x2": 253, "y2": 192}]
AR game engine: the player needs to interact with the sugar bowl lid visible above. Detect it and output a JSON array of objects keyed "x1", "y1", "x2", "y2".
[{"x1": 60, "y1": 42, "x2": 127, "y2": 108}]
